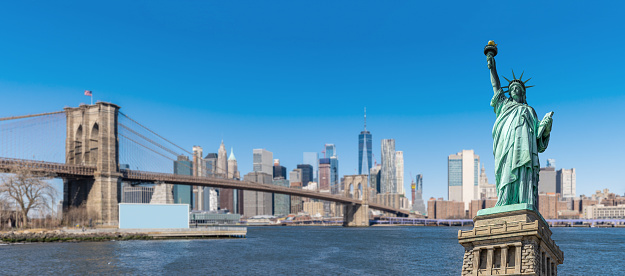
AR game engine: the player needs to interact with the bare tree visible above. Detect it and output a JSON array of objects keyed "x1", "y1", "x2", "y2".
[{"x1": 0, "y1": 167, "x2": 57, "y2": 228}]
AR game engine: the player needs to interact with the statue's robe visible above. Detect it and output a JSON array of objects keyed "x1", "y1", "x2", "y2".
[{"x1": 491, "y1": 88, "x2": 550, "y2": 209}]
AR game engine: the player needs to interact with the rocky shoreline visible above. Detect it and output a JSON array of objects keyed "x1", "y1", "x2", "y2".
[{"x1": 0, "y1": 230, "x2": 152, "y2": 243}]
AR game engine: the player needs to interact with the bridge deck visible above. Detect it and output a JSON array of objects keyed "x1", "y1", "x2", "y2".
[{"x1": 0, "y1": 158, "x2": 410, "y2": 216}]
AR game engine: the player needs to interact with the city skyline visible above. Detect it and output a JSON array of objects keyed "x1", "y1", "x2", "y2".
[{"x1": 1, "y1": 2, "x2": 624, "y2": 202}]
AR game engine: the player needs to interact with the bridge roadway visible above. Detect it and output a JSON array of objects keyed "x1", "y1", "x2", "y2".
[{"x1": 0, "y1": 157, "x2": 409, "y2": 216}]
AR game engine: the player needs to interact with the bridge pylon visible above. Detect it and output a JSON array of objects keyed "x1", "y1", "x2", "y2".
[
  {"x1": 342, "y1": 174, "x2": 370, "y2": 227},
  {"x1": 63, "y1": 102, "x2": 121, "y2": 226}
]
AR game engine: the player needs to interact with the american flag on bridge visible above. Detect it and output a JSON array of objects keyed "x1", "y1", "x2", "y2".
[{"x1": 84, "y1": 90, "x2": 92, "y2": 96}]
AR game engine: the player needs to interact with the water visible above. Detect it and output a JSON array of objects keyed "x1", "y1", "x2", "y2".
[{"x1": 1, "y1": 226, "x2": 623, "y2": 275}]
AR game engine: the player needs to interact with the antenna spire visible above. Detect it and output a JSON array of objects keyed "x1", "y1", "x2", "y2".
[{"x1": 364, "y1": 107, "x2": 367, "y2": 131}]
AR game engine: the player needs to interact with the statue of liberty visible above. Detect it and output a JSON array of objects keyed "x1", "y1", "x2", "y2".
[{"x1": 484, "y1": 41, "x2": 553, "y2": 211}]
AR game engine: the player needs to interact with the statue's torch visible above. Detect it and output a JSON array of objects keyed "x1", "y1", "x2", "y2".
[{"x1": 484, "y1": 40, "x2": 498, "y2": 57}]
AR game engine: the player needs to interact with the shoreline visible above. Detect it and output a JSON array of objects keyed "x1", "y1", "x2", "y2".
[{"x1": 0, "y1": 227, "x2": 247, "y2": 244}]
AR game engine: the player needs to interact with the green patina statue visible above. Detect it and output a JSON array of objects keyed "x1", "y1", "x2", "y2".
[{"x1": 484, "y1": 41, "x2": 553, "y2": 212}]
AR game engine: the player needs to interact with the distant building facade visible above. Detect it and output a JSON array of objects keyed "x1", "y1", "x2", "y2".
[
  {"x1": 396, "y1": 151, "x2": 404, "y2": 196},
  {"x1": 272, "y1": 178, "x2": 290, "y2": 216},
  {"x1": 358, "y1": 108, "x2": 372, "y2": 175},
  {"x1": 557, "y1": 168, "x2": 576, "y2": 199},
  {"x1": 478, "y1": 165, "x2": 496, "y2": 199},
  {"x1": 242, "y1": 172, "x2": 273, "y2": 217},
  {"x1": 173, "y1": 155, "x2": 193, "y2": 209},
  {"x1": 319, "y1": 158, "x2": 331, "y2": 192},
  {"x1": 297, "y1": 164, "x2": 313, "y2": 187},
  {"x1": 370, "y1": 164, "x2": 382, "y2": 194},
  {"x1": 253, "y1": 149, "x2": 273, "y2": 176},
  {"x1": 303, "y1": 152, "x2": 319, "y2": 182},
  {"x1": 380, "y1": 139, "x2": 397, "y2": 194},
  {"x1": 427, "y1": 198, "x2": 465, "y2": 219},
  {"x1": 273, "y1": 159, "x2": 287, "y2": 179},
  {"x1": 448, "y1": 150, "x2": 480, "y2": 210}
]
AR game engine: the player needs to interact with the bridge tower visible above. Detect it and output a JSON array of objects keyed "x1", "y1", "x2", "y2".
[
  {"x1": 63, "y1": 102, "x2": 121, "y2": 226},
  {"x1": 343, "y1": 174, "x2": 369, "y2": 227}
]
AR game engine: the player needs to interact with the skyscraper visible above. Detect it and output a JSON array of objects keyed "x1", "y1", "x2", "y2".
[
  {"x1": 325, "y1": 144, "x2": 339, "y2": 192},
  {"x1": 370, "y1": 164, "x2": 382, "y2": 194},
  {"x1": 219, "y1": 148, "x2": 239, "y2": 213},
  {"x1": 272, "y1": 178, "x2": 290, "y2": 216},
  {"x1": 557, "y1": 168, "x2": 576, "y2": 199},
  {"x1": 297, "y1": 164, "x2": 313, "y2": 187},
  {"x1": 217, "y1": 141, "x2": 228, "y2": 178},
  {"x1": 319, "y1": 158, "x2": 331, "y2": 191},
  {"x1": 227, "y1": 148, "x2": 239, "y2": 179},
  {"x1": 173, "y1": 155, "x2": 193, "y2": 209},
  {"x1": 273, "y1": 159, "x2": 287, "y2": 179},
  {"x1": 204, "y1": 153, "x2": 218, "y2": 175},
  {"x1": 303, "y1": 152, "x2": 318, "y2": 182},
  {"x1": 243, "y1": 171, "x2": 273, "y2": 217},
  {"x1": 380, "y1": 139, "x2": 397, "y2": 194},
  {"x1": 253, "y1": 149, "x2": 273, "y2": 176},
  {"x1": 358, "y1": 108, "x2": 372, "y2": 175},
  {"x1": 396, "y1": 151, "x2": 404, "y2": 196},
  {"x1": 448, "y1": 150, "x2": 480, "y2": 210}
]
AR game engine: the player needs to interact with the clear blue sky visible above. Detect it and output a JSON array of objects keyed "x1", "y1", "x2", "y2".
[{"x1": 1, "y1": 1, "x2": 624, "y2": 201}]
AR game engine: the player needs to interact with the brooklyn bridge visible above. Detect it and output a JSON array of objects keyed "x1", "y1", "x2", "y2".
[{"x1": 0, "y1": 102, "x2": 409, "y2": 226}]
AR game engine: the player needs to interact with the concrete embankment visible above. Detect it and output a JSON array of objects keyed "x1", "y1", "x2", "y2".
[{"x1": 0, "y1": 227, "x2": 247, "y2": 243}]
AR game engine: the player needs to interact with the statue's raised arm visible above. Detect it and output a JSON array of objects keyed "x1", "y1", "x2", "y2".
[{"x1": 485, "y1": 41, "x2": 501, "y2": 94}]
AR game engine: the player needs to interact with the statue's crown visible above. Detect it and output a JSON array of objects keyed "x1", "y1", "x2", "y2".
[{"x1": 502, "y1": 70, "x2": 533, "y2": 91}]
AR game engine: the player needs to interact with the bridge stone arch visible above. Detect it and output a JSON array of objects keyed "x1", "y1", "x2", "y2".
[
  {"x1": 89, "y1": 123, "x2": 99, "y2": 164},
  {"x1": 343, "y1": 174, "x2": 369, "y2": 227},
  {"x1": 63, "y1": 102, "x2": 121, "y2": 226}
]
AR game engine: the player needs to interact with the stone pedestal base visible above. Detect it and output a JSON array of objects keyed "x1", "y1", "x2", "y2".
[
  {"x1": 150, "y1": 182, "x2": 174, "y2": 204},
  {"x1": 458, "y1": 207, "x2": 563, "y2": 275},
  {"x1": 343, "y1": 204, "x2": 369, "y2": 227}
]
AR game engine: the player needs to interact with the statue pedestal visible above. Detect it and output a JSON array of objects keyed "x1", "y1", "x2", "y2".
[{"x1": 458, "y1": 207, "x2": 564, "y2": 275}]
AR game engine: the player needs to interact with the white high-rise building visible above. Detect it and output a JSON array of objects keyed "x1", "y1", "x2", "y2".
[
  {"x1": 448, "y1": 150, "x2": 480, "y2": 210},
  {"x1": 253, "y1": 149, "x2": 273, "y2": 176},
  {"x1": 558, "y1": 168, "x2": 576, "y2": 199},
  {"x1": 193, "y1": 146, "x2": 205, "y2": 210},
  {"x1": 217, "y1": 141, "x2": 228, "y2": 177},
  {"x1": 380, "y1": 139, "x2": 397, "y2": 194},
  {"x1": 396, "y1": 151, "x2": 404, "y2": 196}
]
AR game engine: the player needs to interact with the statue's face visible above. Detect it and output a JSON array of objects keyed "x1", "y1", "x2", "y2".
[{"x1": 509, "y1": 84, "x2": 526, "y2": 103}]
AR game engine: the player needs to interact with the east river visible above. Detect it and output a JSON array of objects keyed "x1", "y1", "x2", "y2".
[{"x1": 1, "y1": 226, "x2": 623, "y2": 275}]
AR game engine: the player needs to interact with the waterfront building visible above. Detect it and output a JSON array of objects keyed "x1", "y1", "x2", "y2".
[
  {"x1": 303, "y1": 152, "x2": 319, "y2": 182},
  {"x1": 557, "y1": 168, "x2": 576, "y2": 199},
  {"x1": 380, "y1": 139, "x2": 397, "y2": 194},
  {"x1": 189, "y1": 212, "x2": 241, "y2": 225},
  {"x1": 358, "y1": 108, "x2": 372, "y2": 175},
  {"x1": 396, "y1": 151, "x2": 404, "y2": 196},
  {"x1": 243, "y1": 171, "x2": 273, "y2": 217},
  {"x1": 319, "y1": 158, "x2": 331, "y2": 192},
  {"x1": 427, "y1": 197, "x2": 465, "y2": 219},
  {"x1": 303, "y1": 201, "x2": 324, "y2": 217},
  {"x1": 121, "y1": 183, "x2": 154, "y2": 203},
  {"x1": 296, "y1": 164, "x2": 313, "y2": 187},
  {"x1": 273, "y1": 159, "x2": 287, "y2": 179},
  {"x1": 173, "y1": 155, "x2": 193, "y2": 209},
  {"x1": 253, "y1": 148, "x2": 273, "y2": 176},
  {"x1": 538, "y1": 193, "x2": 569, "y2": 219},
  {"x1": 329, "y1": 156, "x2": 339, "y2": 193},
  {"x1": 538, "y1": 166, "x2": 557, "y2": 194},
  {"x1": 370, "y1": 164, "x2": 382, "y2": 194},
  {"x1": 412, "y1": 174, "x2": 426, "y2": 215},
  {"x1": 469, "y1": 198, "x2": 497, "y2": 218},
  {"x1": 584, "y1": 204, "x2": 625, "y2": 219},
  {"x1": 448, "y1": 150, "x2": 480, "y2": 210},
  {"x1": 478, "y1": 165, "x2": 496, "y2": 199},
  {"x1": 325, "y1": 144, "x2": 336, "y2": 158},
  {"x1": 272, "y1": 178, "x2": 290, "y2": 216}
]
